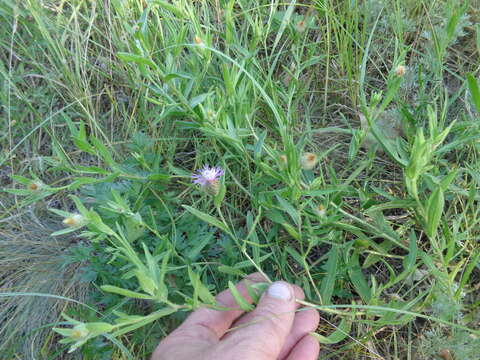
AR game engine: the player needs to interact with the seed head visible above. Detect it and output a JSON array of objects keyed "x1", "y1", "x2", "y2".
[
  {"x1": 438, "y1": 349, "x2": 452, "y2": 360},
  {"x1": 63, "y1": 214, "x2": 87, "y2": 228},
  {"x1": 28, "y1": 180, "x2": 43, "y2": 192},
  {"x1": 192, "y1": 165, "x2": 224, "y2": 196},
  {"x1": 395, "y1": 65, "x2": 406, "y2": 77},
  {"x1": 301, "y1": 152, "x2": 318, "y2": 170},
  {"x1": 296, "y1": 19, "x2": 306, "y2": 33}
]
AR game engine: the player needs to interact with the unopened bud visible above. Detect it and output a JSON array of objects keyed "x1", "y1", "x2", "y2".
[
  {"x1": 194, "y1": 36, "x2": 205, "y2": 47},
  {"x1": 296, "y1": 20, "x2": 306, "y2": 33},
  {"x1": 63, "y1": 214, "x2": 87, "y2": 228},
  {"x1": 71, "y1": 324, "x2": 89, "y2": 339},
  {"x1": 301, "y1": 152, "x2": 318, "y2": 170},
  {"x1": 28, "y1": 180, "x2": 43, "y2": 192},
  {"x1": 205, "y1": 179, "x2": 220, "y2": 196},
  {"x1": 395, "y1": 65, "x2": 406, "y2": 77}
]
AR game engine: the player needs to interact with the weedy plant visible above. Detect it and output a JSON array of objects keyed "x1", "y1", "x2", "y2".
[{"x1": 1, "y1": 0, "x2": 479, "y2": 359}]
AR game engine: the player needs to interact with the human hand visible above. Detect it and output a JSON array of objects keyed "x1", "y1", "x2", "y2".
[{"x1": 152, "y1": 273, "x2": 320, "y2": 360}]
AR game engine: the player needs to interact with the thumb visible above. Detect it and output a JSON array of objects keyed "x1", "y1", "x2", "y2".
[{"x1": 222, "y1": 281, "x2": 297, "y2": 359}]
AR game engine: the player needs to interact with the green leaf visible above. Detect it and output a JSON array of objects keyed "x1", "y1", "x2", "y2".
[
  {"x1": 101, "y1": 285, "x2": 152, "y2": 300},
  {"x1": 188, "y1": 267, "x2": 216, "y2": 305},
  {"x1": 134, "y1": 270, "x2": 156, "y2": 296},
  {"x1": 425, "y1": 186, "x2": 444, "y2": 240},
  {"x1": 214, "y1": 183, "x2": 226, "y2": 207},
  {"x1": 188, "y1": 93, "x2": 209, "y2": 109},
  {"x1": 117, "y1": 52, "x2": 156, "y2": 67},
  {"x1": 187, "y1": 232, "x2": 214, "y2": 260},
  {"x1": 90, "y1": 136, "x2": 116, "y2": 168},
  {"x1": 348, "y1": 252, "x2": 371, "y2": 302},
  {"x1": 228, "y1": 281, "x2": 254, "y2": 311},
  {"x1": 285, "y1": 246, "x2": 305, "y2": 267},
  {"x1": 467, "y1": 74, "x2": 480, "y2": 113},
  {"x1": 320, "y1": 247, "x2": 338, "y2": 304},
  {"x1": 182, "y1": 205, "x2": 229, "y2": 233},
  {"x1": 85, "y1": 322, "x2": 114, "y2": 335},
  {"x1": 311, "y1": 318, "x2": 352, "y2": 344},
  {"x1": 153, "y1": 0, "x2": 185, "y2": 18},
  {"x1": 276, "y1": 195, "x2": 300, "y2": 225},
  {"x1": 218, "y1": 265, "x2": 245, "y2": 277}
]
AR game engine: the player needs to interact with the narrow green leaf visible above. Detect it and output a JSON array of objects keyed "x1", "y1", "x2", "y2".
[
  {"x1": 228, "y1": 281, "x2": 254, "y2": 311},
  {"x1": 425, "y1": 186, "x2": 444, "y2": 240},
  {"x1": 286, "y1": 246, "x2": 305, "y2": 267},
  {"x1": 218, "y1": 265, "x2": 245, "y2": 277},
  {"x1": 348, "y1": 252, "x2": 371, "y2": 302},
  {"x1": 101, "y1": 285, "x2": 152, "y2": 300},
  {"x1": 182, "y1": 205, "x2": 229, "y2": 233},
  {"x1": 117, "y1": 52, "x2": 156, "y2": 67},
  {"x1": 320, "y1": 247, "x2": 338, "y2": 304},
  {"x1": 467, "y1": 74, "x2": 480, "y2": 113},
  {"x1": 276, "y1": 195, "x2": 299, "y2": 225},
  {"x1": 311, "y1": 318, "x2": 352, "y2": 344}
]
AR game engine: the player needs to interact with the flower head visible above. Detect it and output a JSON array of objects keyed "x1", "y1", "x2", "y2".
[
  {"x1": 296, "y1": 19, "x2": 306, "y2": 33},
  {"x1": 28, "y1": 180, "x2": 44, "y2": 192},
  {"x1": 395, "y1": 65, "x2": 406, "y2": 77},
  {"x1": 192, "y1": 165, "x2": 224, "y2": 196},
  {"x1": 301, "y1": 152, "x2": 318, "y2": 170}
]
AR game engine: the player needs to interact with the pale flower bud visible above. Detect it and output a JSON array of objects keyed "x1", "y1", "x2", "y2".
[
  {"x1": 28, "y1": 180, "x2": 43, "y2": 192},
  {"x1": 395, "y1": 65, "x2": 406, "y2": 77},
  {"x1": 63, "y1": 214, "x2": 87, "y2": 228},
  {"x1": 316, "y1": 204, "x2": 326, "y2": 217},
  {"x1": 295, "y1": 19, "x2": 306, "y2": 33},
  {"x1": 71, "y1": 324, "x2": 89, "y2": 339},
  {"x1": 194, "y1": 36, "x2": 205, "y2": 48},
  {"x1": 301, "y1": 152, "x2": 318, "y2": 170}
]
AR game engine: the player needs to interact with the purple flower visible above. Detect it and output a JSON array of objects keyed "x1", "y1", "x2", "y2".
[{"x1": 192, "y1": 165, "x2": 224, "y2": 195}]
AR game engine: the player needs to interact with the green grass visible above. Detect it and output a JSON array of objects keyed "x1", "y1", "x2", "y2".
[{"x1": 1, "y1": 0, "x2": 479, "y2": 359}]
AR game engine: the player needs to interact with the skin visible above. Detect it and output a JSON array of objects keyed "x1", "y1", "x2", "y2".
[{"x1": 152, "y1": 273, "x2": 320, "y2": 360}]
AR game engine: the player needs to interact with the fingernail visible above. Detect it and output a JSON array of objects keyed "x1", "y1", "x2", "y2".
[{"x1": 267, "y1": 281, "x2": 292, "y2": 301}]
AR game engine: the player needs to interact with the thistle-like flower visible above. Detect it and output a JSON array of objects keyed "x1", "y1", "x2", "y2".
[
  {"x1": 395, "y1": 65, "x2": 406, "y2": 77},
  {"x1": 301, "y1": 152, "x2": 318, "y2": 170},
  {"x1": 192, "y1": 165, "x2": 224, "y2": 196},
  {"x1": 63, "y1": 214, "x2": 88, "y2": 228},
  {"x1": 296, "y1": 19, "x2": 306, "y2": 33},
  {"x1": 28, "y1": 180, "x2": 43, "y2": 192}
]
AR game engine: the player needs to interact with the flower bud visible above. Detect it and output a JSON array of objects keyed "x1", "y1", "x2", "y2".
[
  {"x1": 301, "y1": 152, "x2": 318, "y2": 170},
  {"x1": 28, "y1": 180, "x2": 43, "y2": 192},
  {"x1": 205, "y1": 179, "x2": 220, "y2": 196},
  {"x1": 279, "y1": 155, "x2": 288, "y2": 165},
  {"x1": 194, "y1": 36, "x2": 205, "y2": 48},
  {"x1": 316, "y1": 204, "x2": 326, "y2": 217},
  {"x1": 395, "y1": 65, "x2": 406, "y2": 77},
  {"x1": 71, "y1": 324, "x2": 89, "y2": 339},
  {"x1": 63, "y1": 214, "x2": 87, "y2": 228},
  {"x1": 295, "y1": 20, "x2": 306, "y2": 33}
]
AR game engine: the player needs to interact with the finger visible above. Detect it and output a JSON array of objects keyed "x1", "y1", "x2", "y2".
[
  {"x1": 176, "y1": 272, "x2": 266, "y2": 340},
  {"x1": 285, "y1": 334, "x2": 320, "y2": 360},
  {"x1": 279, "y1": 308, "x2": 320, "y2": 359},
  {"x1": 224, "y1": 284, "x2": 304, "y2": 335},
  {"x1": 221, "y1": 281, "x2": 297, "y2": 359}
]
